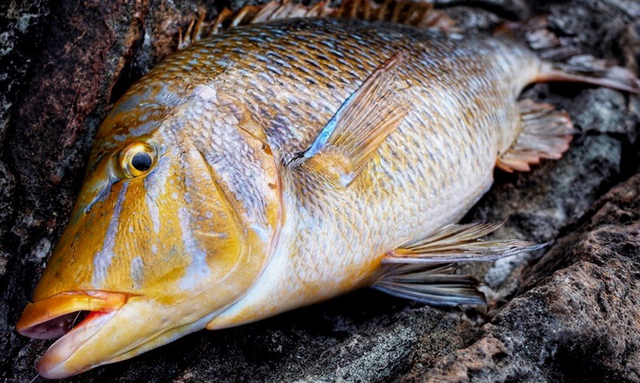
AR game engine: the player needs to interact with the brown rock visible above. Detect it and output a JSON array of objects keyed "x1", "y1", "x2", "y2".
[{"x1": 418, "y1": 175, "x2": 640, "y2": 382}]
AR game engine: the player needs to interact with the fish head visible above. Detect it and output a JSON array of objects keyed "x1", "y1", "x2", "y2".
[{"x1": 16, "y1": 82, "x2": 282, "y2": 378}]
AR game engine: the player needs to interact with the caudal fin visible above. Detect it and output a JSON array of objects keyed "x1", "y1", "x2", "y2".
[
  {"x1": 496, "y1": 16, "x2": 640, "y2": 95},
  {"x1": 537, "y1": 57, "x2": 640, "y2": 95}
]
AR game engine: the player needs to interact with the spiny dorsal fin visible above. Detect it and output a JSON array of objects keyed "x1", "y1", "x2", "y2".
[
  {"x1": 288, "y1": 52, "x2": 409, "y2": 187},
  {"x1": 497, "y1": 99, "x2": 574, "y2": 173},
  {"x1": 179, "y1": 0, "x2": 454, "y2": 49},
  {"x1": 334, "y1": 0, "x2": 454, "y2": 29},
  {"x1": 384, "y1": 220, "x2": 546, "y2": 264}
]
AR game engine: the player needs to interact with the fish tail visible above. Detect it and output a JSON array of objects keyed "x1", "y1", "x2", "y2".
[
  {"x1": 495, "y1": 16, "x2": 640, "y2": 95},
  {"x1": 536, "y1": 60, "x2": 640, "y2": 95}
]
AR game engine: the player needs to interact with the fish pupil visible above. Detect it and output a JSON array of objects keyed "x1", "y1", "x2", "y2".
[{"x1": 131, "y1": 152, "x2": 152, "y2": 171}]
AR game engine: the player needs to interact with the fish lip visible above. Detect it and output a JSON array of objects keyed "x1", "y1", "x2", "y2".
[
  {"x1": 16, "y1": 290, "x2": 130, "y2": 339},
  {"x1": 16, "y1": 291, "x2": 132, "y2": 379}
]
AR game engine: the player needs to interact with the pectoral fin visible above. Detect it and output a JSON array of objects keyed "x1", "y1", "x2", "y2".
[
  {"x1": 374, "y1": 221, "x2": 545, "y2": 306},
  {"x1": 289, "y1": 52, "x2": 409, "y2": 187}
]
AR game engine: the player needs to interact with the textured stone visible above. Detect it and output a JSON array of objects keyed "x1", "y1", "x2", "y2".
[
  {"x1": 0, "y1": 0, "x2": 50, "y2": 143},
  {"x1": 417, "y1": 174, "x2": 640, "y2": 382}
]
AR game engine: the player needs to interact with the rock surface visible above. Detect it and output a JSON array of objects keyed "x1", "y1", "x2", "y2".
[
  {"x1": 0, "y1": 0, "x2": 639, "y2": 382},
  {"x1": 413, "y1": 174, "x2": 640, "y2": 383}
]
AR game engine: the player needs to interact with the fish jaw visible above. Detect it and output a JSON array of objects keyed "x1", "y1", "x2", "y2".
[
  {"x1": 16, "y1": 291, "x2": 220, "y2": 379},
  {"x1": 35, "y1": 310, "x2": 119, "y2": 379},
  {"x1": 16, "y1": 291, "x2": 129, "y2": 340},
  {"x1": 15, "y1": 291, "x2": 130, "y2": 378}
]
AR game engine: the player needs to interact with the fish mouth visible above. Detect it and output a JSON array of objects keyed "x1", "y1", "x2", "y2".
[{"x1": 16, "y1": 290, "x2": 131, "y2": 378}]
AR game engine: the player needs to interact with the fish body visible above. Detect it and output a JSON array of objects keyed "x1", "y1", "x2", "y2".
[
  {"x1": 189, "y1": 19, "x2": 538, "y2": 326},
  {"x1": 92, "y1": 18, "x2": 537, "y2": 325},
  {"x1": 16, "y1": 5, "x2": 639, "y2": 379}
]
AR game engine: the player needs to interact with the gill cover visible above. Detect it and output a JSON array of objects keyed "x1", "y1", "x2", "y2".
[{"x1": 17, "y1": 82, "x2": 282, "y2": 378}]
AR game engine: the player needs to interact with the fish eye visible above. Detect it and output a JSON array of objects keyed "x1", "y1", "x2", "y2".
[
  {"x1": 118, "y1": 142, "x2": 157, "y2": 178},
  {"x1": 131, "y1": 152, "x2": 152, "y2": 171}
]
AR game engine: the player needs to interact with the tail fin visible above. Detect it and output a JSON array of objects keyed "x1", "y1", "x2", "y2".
[
  {"x1": 538, "y1": 57, "x2": 640, "y2": 95},
  {"x1": 495, "y1": 16, "x2": 640, "y2": 95}
]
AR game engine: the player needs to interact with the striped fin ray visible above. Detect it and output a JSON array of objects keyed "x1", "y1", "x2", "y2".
[
  {"x1": 288, "y1": 52, "x2": 409, "y2": 187},
  {"x1": 384, "y1": 221, "x2": 546, "y2": 264},
  {"x1": 375, "y1": 221, "x2": 545, "y2": 307},
  {"x1": 333, "y1": 0, "x2": 455, "y2": 29},
  {"x1": 497, "y1": 99, "x2": 575, "y2": 173},
  {"x1": 374, "y1": 263, "x2": 485, "y2": 307}
]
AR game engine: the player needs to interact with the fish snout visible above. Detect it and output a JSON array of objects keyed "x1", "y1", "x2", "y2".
[
  {"x1": 16, "y1": 290, "x2": 129, "y2": 339},
  {"x1": 16, "y1": 290, "x2": 131, "y2": 379},
  {"x1": 16, "y1": 290, "x2": 215, "y2": 379}
]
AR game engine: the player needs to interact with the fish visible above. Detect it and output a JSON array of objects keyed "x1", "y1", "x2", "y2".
[{"x1": 15, "y1": 0, "x2": 640, "y2": 379}]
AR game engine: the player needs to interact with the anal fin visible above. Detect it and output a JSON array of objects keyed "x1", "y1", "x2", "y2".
[
  {"x1": 374, "y1": 221, "x2": 545, "y2": 307},
  {"x1": 497, "y1": 99, "x2": 574, "y2": 173}
]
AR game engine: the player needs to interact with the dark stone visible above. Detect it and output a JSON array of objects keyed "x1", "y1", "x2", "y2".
[
  {"x1": 415, "y1": 174, "x2": 640, "y2": 382},
  {"x1": 1, "y1": 0, "x2": 639, "y2": 382}
]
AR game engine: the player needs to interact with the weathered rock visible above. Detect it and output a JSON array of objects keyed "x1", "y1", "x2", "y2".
[
  {"x1": 0, "y1": 0, "x2": 639, "y2": 382},
  {"x1": 415, "y1": 174, "x2": 640, "y2": 383},
  {"x1": 0, "y1": 0, "x2": 50, "y2": 144}
]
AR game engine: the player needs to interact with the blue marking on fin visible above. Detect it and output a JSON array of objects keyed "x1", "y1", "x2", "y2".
[
  {"x1": 287, "y1": 51, "x2": 407, "y2": 182},
  {"x1": 303, "y1": 92, "x2": 356, "y2": 159}
]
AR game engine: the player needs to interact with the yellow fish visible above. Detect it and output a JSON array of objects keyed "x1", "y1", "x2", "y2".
[{"x1": 15, "y1": 0, "x2": 640, "y2": 378}]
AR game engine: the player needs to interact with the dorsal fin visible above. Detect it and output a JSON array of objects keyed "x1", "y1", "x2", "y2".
[
  {"x1": 179, "y1": 0, "x2": 455, "y2": 49},
  {"x1": 333, "y1": 0, "x2": 455, "y2": 29}
]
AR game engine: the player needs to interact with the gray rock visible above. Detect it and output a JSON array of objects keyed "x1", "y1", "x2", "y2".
[
  {"x1": 0, "y1": 0, "x2": 50, "y2": 143},
  {"x1": 570, "y1": 88, "x2": 636, "y2": 139},
  {"x1": 417, "y1": 174, "x2": 640, "y2": 382},
  {"x1": 0, "y1": 160, "x2": 15, "y2": 243}
]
